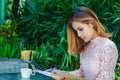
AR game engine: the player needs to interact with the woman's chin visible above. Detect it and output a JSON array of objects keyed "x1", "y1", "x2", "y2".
[{"x1": 83, "y1": 39, "x2": 89, "y2": 42}]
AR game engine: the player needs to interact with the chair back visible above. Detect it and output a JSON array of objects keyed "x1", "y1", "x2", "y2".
[{"x1": 0, "y1": 58, "x2": 29, "y2": 74}]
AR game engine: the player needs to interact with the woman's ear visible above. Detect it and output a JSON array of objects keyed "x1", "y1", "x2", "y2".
[{"x1": 88, "y1": 22, "x2": 94, "y2": 28}]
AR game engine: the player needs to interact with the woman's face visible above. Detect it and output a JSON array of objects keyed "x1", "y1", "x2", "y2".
[{"x1": 72, "y1": 21, "x2": 98, "y2": 42}]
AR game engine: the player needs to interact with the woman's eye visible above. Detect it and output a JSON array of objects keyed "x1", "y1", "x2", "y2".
[{"x1": 78, "y1": 28, "x2": 83, "y2": 31}]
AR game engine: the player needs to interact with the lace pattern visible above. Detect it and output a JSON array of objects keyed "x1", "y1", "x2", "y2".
[{"x1": 69, "y1": 37, "x2": 118, "y2": 80}]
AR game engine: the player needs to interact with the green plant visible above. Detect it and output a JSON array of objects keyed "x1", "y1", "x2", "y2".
[
  {"x1": 30, "y1": 43, "x2": 59, "y2": 69},
  {"x1": 3, "y1": 0, "x2": 119, "y2": 73},
  {"x1": 0, "y1": 36, "x2": 21, "y2": 58},
  {"x1": 115, "y1": 63, "x2": 120, "y2": 80},
  {"x1": 0, "y1": 20, "x2": 22, "y2": 58},
  {"x1": 14, "y1": 0, "x2": 120, "y2": 70}
]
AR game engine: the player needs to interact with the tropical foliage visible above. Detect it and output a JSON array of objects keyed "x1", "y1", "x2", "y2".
[{"x1": 0, "y1": 0, "x2": 120, "y2": 79}]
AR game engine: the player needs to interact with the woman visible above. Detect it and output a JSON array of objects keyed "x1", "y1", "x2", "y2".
[{"x1": 49, "y1": 7, "x2": 118, "y2": 80}]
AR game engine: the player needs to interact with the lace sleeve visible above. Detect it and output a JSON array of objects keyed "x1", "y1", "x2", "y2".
[
  {"x1": 95, "y1": 42, "x2": 118, "y2": 80},
  {"x1": 68, "y1": 66, "x2": 84, "y2": 77}
]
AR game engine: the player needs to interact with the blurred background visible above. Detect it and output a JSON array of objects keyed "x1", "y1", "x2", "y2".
[{"x1": 0, "y1": 0, "x2": 120, "y2": 79}]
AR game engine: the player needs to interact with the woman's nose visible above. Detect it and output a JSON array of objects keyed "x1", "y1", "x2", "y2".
[{"x1": 78, "y1": 32, "x2": 82, "y2": 37}]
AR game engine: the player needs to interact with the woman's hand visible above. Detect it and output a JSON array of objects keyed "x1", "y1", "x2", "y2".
[
  {"x1": 50, "y1": 69, "x2": 62, "y2": 74},
  {"x1": 46, "y1": 68, "x2": 62, "y2": 74},
  {"x1": 46, "y1": 68, "x2": 73, "y2": 80},
  {"x1": 50, "y1": 70, "x2": 73, "y2": 80},
  {"x1": 54, "y1": 76, "x2": 72, "y2": 80}
]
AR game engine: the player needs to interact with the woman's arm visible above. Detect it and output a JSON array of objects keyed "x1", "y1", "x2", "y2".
[
  {"x1": 95, "y1": 42, "x2": 118, "y2": 80},
  {"x1": 68, "y1": 67, "x2": 84, "y2": 77},
  {"x1": 48, "y1": 68, "x2": 84, "y2": 80}
]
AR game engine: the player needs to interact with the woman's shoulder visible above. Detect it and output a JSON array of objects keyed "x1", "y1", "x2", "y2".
[
  {"x1": 100, "y1": 37, "x2": 118, "y2": 55},
  {"x1": 100, "y1": 37, "x2": 118, "y2": 58},
  {"x1": 91, "y1": 37, "x2": 116, "y2": 47},
  {"x1": 101, "y1": 37, "x2": 116, "y2": 47}
]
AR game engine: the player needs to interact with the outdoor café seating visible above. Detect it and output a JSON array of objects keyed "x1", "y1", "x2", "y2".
[
  {"x1": 0, "y1": 58, "x2": 54, "y2": 80},
  {"x1": 0, "y1": 58, "x2": 29, "y2": 73}
]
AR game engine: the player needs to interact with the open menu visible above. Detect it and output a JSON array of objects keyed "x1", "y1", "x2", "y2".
[
  {"x1": 36, "y1": 70, "x2": 86, "y2": 80},
  {"x1": 36, "y1": 70, "x2": 61, "y2": 78}
]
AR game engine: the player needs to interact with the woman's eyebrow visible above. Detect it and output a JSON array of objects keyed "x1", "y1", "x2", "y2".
[{"x1": 77, "y1": 26, "x2": 82, "y2": 30}]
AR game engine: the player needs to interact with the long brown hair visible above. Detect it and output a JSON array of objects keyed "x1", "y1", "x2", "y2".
[{"x1": 67, "y1": 7, "x2": 111, "y2": 55}]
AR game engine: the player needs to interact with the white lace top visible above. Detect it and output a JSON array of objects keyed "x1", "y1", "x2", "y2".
[{"x1": 69, "y1": 37, "x2": 118, "y2": 80}]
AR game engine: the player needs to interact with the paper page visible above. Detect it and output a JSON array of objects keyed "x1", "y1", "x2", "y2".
[{"x1": 36, "y1": 70, "x2": 61, "y2": 78}]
